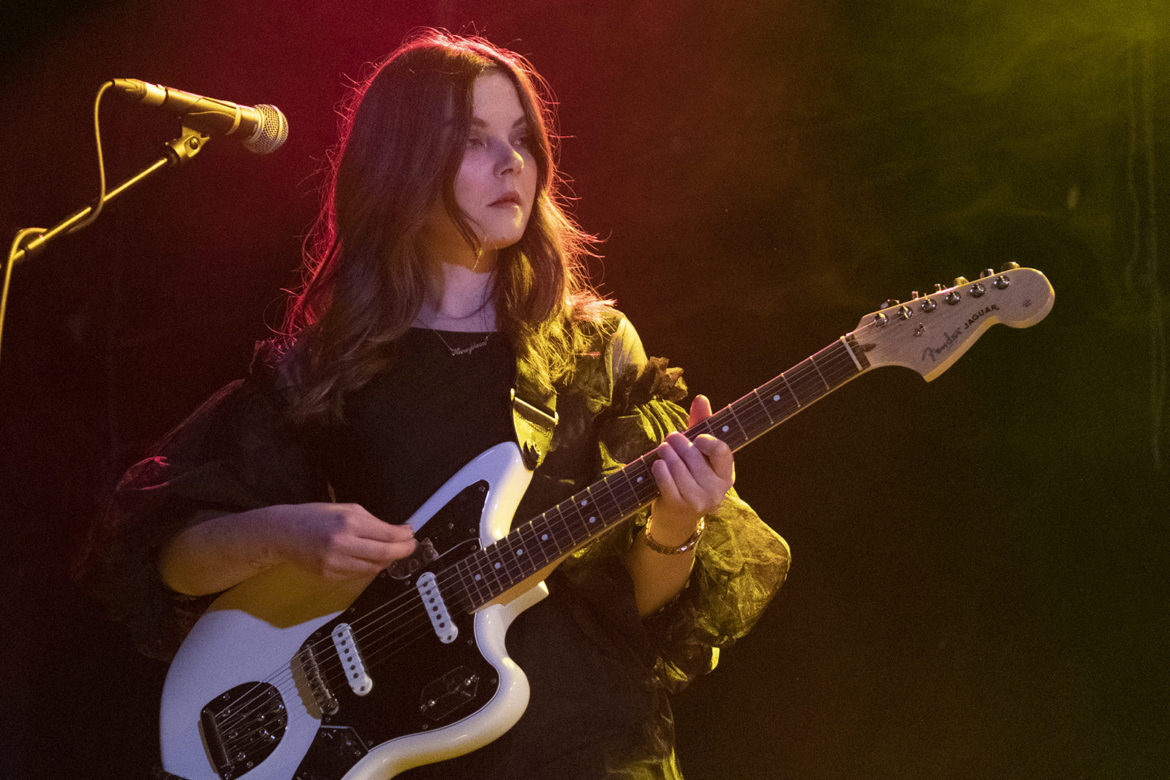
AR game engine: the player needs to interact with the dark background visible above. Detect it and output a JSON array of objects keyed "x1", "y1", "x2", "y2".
[{"x1": 2, "y1": 1, "x2": 1166, "y2": 777}]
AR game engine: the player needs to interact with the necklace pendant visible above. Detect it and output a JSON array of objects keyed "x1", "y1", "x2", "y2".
[
  {"x1": 449, "y1": 339, "x2": 489, "y2": 356},
  {"x1": 430, "y1": 329, "x2": 491, "y2": 356}
]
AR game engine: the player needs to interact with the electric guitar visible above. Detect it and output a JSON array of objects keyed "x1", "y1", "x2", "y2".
[{"x1": 159, "y1": 266, "x2": 1054, "y2": 779}]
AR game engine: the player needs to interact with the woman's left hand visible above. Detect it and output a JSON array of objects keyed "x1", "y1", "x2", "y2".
[{"x1": 647, "y1": 394, "x2": 735, "y2": 546}]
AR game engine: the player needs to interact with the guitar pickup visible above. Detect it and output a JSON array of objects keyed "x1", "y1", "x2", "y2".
[
  {"x1": 417, "y1": 571, "x2": 458, "y2": 644},
  {"x1": 332, "y1": 623, "x2": 373, "y2": 696}
]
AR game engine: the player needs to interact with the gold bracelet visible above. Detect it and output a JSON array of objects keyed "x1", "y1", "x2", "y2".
[{"x1": 642, "y1": 516, "x2": 705, "y2": 555}]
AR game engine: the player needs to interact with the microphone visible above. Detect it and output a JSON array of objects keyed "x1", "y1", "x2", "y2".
[{"x1": 112, "y1": 78, "x2": 289, "y2": 154}]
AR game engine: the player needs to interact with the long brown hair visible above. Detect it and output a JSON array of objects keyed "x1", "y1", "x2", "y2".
[{"x1": 280, "y1": 29, "x2": 610, "y2": 422}]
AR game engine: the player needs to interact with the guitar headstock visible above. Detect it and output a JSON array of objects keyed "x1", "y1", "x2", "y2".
[{"x1": 852, "y1": 265, "x2": 1054, "y2": 381}]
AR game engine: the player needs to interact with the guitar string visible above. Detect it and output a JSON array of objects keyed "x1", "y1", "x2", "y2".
[
  {"x1": 211, "y1": 339, "x2": 872, "y2": 759},
  {"x1": 214, "y1": 434, "x2": 713, "y2": 748},
  {"x1": 210, "y1": 336, "x2": 872, "y2": 757},
  {"x1": 211, "y1": 323, "x2": 890, "y2": 758},
  {"x1": 208, "y1": 276, "x2": 1033, "y2": 758}
]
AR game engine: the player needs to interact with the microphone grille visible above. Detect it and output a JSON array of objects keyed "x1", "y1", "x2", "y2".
[{"x1": 244, "y1": 104, "x2": 289, "y2": 154}]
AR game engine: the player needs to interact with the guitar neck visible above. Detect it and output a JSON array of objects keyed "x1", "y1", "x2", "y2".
[{"x1": 449, "y1": 334, "x2": 871, "y2": 611}]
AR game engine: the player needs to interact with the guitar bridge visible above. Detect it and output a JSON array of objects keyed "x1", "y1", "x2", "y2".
[{"x1": 295, "y1": 641, "x2": 338, "y2": 715}]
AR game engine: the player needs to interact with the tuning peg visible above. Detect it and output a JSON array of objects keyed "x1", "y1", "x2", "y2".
[
  {"x1": 933, "y1": 283, "x2": 945, "y2": 293},
  {"x1": 1000, "y1": 261, "x2": 1020, "y2": 272},
  {"x1": 881, "y1": 298, "x2": 900, "y2": 309},
  {"x1": 953, "y1": 276, "x2": 969, "y2": 286},
  {"x1": 979, "y1": 268, "x2": 994, "y2": 279}
]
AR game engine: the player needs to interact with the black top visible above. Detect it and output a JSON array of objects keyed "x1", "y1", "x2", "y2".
[
  {"x1": 322, "y1": 329, "x2": 514, "y2": 524},
  {"x1": 76, "y1": 312, "x2": 791, "y2": 779}
]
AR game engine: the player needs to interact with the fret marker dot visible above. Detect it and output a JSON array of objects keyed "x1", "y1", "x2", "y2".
[
  {"x1": 721, "y1": 425, "x2": 729, "y2": 433},
  {"x1": 636, "y1": 476, "x2": 643, "y2": 483},
  {"x1": 541, "y1": 533, "x2": 549, "y2": 541},
  {"x1": 589, "y1": 516, "x2": 596, "y2": 523},
  {"x1": 516, "y1": 549, "x2": 524, "y2": 556},
  {"x1": 474, "y1": 574, "x2": 482, "y2": 581},
  {"x1": 494, "y1": 563, "x2": 501, "y2": 569},
  {"x1": 580, "y1": 499, "x2": 588, "y2": 506},
  {"x1": 773, "y1": 394, "x2": 780, "y2": 401}
]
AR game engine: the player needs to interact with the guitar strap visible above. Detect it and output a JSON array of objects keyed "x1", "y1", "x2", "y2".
[{"x1": 510, "y1": 357, "x2": 558, "y2": 472}]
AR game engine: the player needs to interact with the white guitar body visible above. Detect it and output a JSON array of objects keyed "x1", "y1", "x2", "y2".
[{"x1": 160, "y1": 442, "x2": 546, "y2": 779}]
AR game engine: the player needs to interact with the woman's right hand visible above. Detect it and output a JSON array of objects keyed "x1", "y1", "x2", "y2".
[
  {"x1": 160, "y1": 502, "x2": 416, "y2": 596},
  {"x1": 276, "y1": 502, "x2": 418, "y2": 581}
]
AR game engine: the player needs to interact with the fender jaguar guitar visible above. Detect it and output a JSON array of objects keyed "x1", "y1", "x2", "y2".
[{"x1": 160, "y1": 266, "x2": 1054, "y2": 779}]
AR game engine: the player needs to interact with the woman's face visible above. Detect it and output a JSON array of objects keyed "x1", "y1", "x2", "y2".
[{"x1": 420, "y1": 71, "x2": 539, "y2": 267}]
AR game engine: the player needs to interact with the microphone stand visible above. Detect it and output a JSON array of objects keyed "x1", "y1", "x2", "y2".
[{"x1": 7, "y1": 125, "x2": 210, "y2": 267}]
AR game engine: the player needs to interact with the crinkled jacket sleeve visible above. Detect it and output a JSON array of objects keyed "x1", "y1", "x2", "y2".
[
  {"x1": 559, "y1": 315, "x2": 791, "y2": 694},
  {"x1": 74, "y1": 368, "x2": 327, "y2": 660}
]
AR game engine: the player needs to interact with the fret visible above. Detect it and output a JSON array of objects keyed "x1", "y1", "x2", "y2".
[
  {"x1": 569, "y1": 490, "x2": 603, "y2": 543},
  {"x1": 460, "y1": 556, "x2": 490, "y2": 606},
  {"x1": 510, "y1": 525, "x2": 537, "y2": 579},
  {"x1": 779, "y1": 372, "x2": 802, "y2": 408},
  {"x1": 602, "y1": 468, "x2": 638, "y2": 511},
  {"x1": 554, "y1": 497, "x2": 587, "y2": 541},
  {"x1": 620, "y1": 459, "x2": 657, "y2": 507},
  {"x1": 445, "y1": 558, "x2": 475, "y2": 611},
  {"x1": 484, "y1": 549, "x2": 508, "y2": 593},
  {"x1": 752, "y1": 387, "x2": 777, "y2": 425},
  {"x1": 549, "y1": 505, "x2": 578, "y2": 552},
  {"x1": 789, "y1": 361, "x2": 827, "y2": 405},
  {"x1": 502, "y1": 542, "x2": 527, "y2": 586},
  {"x1": 808, "y1": 352, "x2": 831, "y2": 390},
  {"x1": 589, "y1": 479, "x2": 623, "y2": 522},
  {"x1": 723, "y1": 403, "x2": 751, "y2": 446},
  {"x1": 760, "y1": 375, "x2": 800, "y2": 421},
  {"x1": 530, "y1": 516, "x2": 564, "y2": 560},
  {"x1": 547, "y1": 512, "x2": 572, "y2": 555}
]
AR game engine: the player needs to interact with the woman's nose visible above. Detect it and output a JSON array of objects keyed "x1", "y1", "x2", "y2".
[{"x1": 495, "y1": 140, "x2": 523, "y2": 175}]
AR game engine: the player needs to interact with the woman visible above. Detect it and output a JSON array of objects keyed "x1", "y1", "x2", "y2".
[{"x1": 79, "y1": 30, "x2": 790, "y2": 779}]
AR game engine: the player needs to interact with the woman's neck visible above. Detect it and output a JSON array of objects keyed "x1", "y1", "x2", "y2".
[{"x1": 415, "y1": 260, "x2": 498, "y2": 332}]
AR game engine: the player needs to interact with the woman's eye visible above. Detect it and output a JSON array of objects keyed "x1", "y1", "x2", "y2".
[
  {"x1": 513, "y1": 135, "x2": 531, "y2": 149},
  {"x1": 466, "y1": 136, "x2": 485, "y2": 148}
]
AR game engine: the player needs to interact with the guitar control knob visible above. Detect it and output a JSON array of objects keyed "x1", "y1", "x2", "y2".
[
  {"x1": 969, "y1": 282, "x2": 986, "y2": 298},
  {"x1": 1000, "y1": 261, "x2": 1020, "y2": 271}
]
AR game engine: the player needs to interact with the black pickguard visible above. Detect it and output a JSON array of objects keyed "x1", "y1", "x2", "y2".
[{"x1": 290, "y1": 481, "x2": 498, "y2": 779}]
